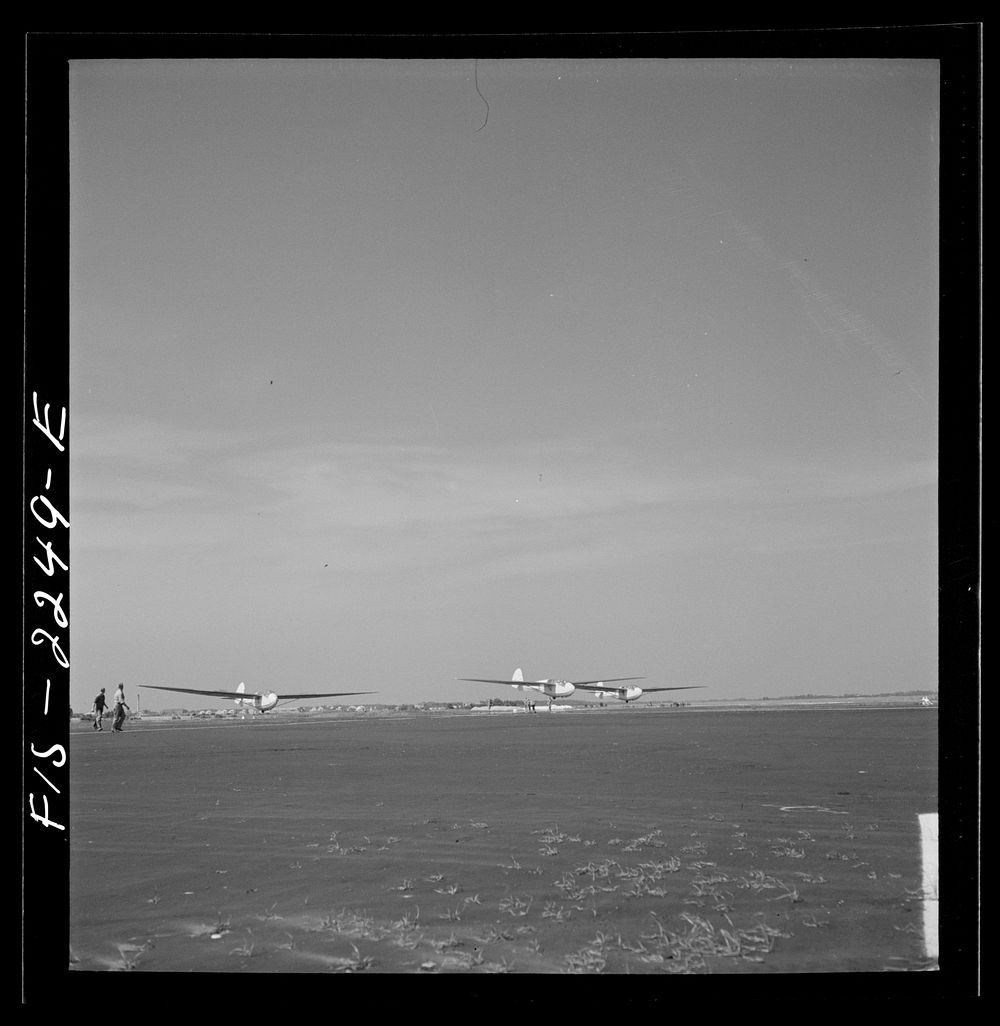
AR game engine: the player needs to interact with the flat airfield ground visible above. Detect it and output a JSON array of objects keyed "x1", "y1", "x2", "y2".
[{"x1": 69, "y1": 706, "x2": 937, "y2": 975}]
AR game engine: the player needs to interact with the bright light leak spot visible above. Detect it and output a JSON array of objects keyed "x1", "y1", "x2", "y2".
[{"x1": 919, "y1": 812, "x2": 939, "y2": 960}]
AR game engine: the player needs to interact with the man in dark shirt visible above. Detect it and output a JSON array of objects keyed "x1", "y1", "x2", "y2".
[{"x1": 92, "y1": 688, "x2": 108, "y2": 730}]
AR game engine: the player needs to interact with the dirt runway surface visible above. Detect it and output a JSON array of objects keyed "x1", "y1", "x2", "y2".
[{"x1": 69, "y1": 707, "x2": 937, "y2": 974}]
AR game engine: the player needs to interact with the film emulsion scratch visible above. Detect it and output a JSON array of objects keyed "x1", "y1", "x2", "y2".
[{"x1": 474, "y1": 58, "x2": 489, "y2": 132}]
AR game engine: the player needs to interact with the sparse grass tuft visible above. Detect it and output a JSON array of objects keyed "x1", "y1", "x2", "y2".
[
  {"x1": 331, "y1": 943, "x2": 374, "y2": 972},
  {"x1": 498, "y1": 894, "x2": 533, "y2": 917},
  {"x1": 114, "y1": 941, "x2": 149, "y2": 971},
  {"x1": 229, "y1": 931, "x2": 256, "y2": 958}
]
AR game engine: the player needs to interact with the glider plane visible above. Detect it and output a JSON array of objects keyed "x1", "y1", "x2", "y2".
[
  {"x1": 571, "y1": 680, "x2": 705, "y2": 704},
  {"x1": 138, "y1": 681, "x2": 375, "y2": 716},
  {"x1": 458, "y1": 668, "x2": 704, "y2": 708}
]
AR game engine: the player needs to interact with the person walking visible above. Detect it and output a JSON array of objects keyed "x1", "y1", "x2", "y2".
[
  {"x1": 92, "y1": 688, "x2": 108, "y2": 730},
  {"x1": 111, "y1": 683, "x2": 130, "y2": 732}
]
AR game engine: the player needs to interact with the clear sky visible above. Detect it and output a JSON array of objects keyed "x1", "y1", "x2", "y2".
[{"x1": 68, "y1": 57, "x2": 939, "y2": 711}]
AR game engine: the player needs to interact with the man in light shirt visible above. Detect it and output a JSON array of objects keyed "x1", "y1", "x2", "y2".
[{"x1": 111, "y1": 682, "x2": 130, "y2": 732}]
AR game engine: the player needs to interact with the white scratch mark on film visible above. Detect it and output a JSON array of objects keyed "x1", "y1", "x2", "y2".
[{"x1": 919, "y1": 812, "x2": 939, "y2": 960}]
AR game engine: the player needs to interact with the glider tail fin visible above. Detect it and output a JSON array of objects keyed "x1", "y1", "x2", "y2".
[
  {"x1": 512, "y1": 668, "x2": 524, "y2": 683},
  {"x1": 236, "y1": 681, "x2": 246, "y2": 695}
]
